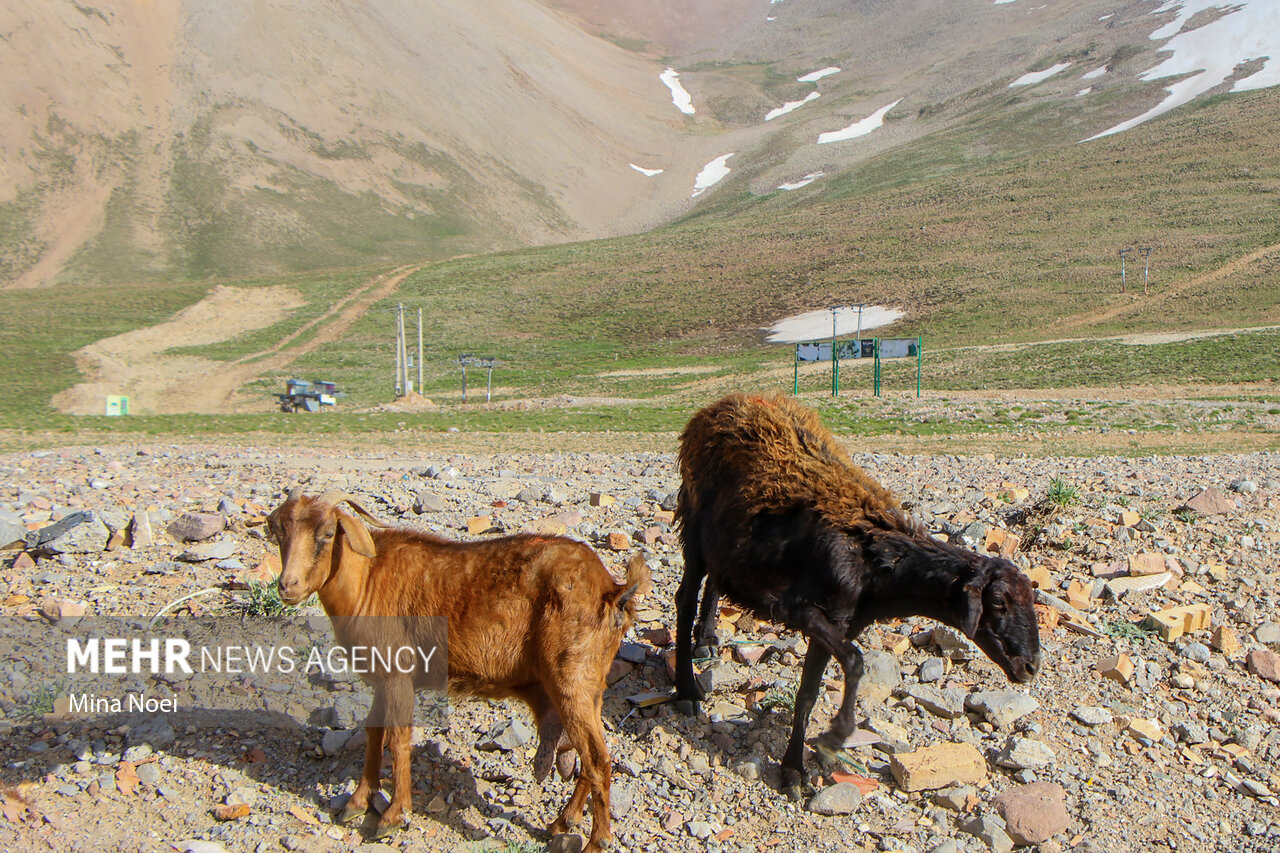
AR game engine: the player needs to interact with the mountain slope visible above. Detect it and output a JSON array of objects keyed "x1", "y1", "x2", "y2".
[
  {"x1": 4, "y1": 0, "x2": 1279, "y2": 292},
  {"x1": 1, "y1": 0, "x2": 717, "y2": 287}
]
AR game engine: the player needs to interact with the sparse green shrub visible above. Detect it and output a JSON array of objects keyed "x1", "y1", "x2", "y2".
[{"x1": 1047, "y1": 478, "x2": 1080, "y2": 509}]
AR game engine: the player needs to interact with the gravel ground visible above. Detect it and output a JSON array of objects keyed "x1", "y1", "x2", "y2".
[{"x1": 0, "y1": 439, "x2": 1277, "y2": 853}]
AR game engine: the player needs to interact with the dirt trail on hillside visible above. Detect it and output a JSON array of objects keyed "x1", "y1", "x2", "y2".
[
  {"x1": 1059, "y1": 241, "x2": 1280, "y2": 332},
  {"x1": 53, "y1": 266, "x2": 418, "y2": 415}
]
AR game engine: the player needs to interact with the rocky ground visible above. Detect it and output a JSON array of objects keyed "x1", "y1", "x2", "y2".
[{"x1": 0, "y1": 437, "x2": 1278, "y2": 853}]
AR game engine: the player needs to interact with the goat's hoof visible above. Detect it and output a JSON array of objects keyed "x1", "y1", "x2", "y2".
[
  {"x1": 673, "y1": 698, "x2": 700, "y2": 717},
  {"x1": 550, "y1": 818, "x2": 577, "y2": 836},
  {"x1": 693, "y1": 643, "x2": 715, "y2": 659},
  {"x1": 337, "y1": 801, "x2": 367, "y2": 825},
  {"x1": 371, "y1": 819, "x2": 405, "y2": 840}
]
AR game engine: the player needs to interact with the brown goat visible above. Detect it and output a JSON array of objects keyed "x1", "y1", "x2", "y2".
[
  {"x1": 674, "y1": 394, "x2": 1041, "y2": 800},
  {"x1": 266, "y1": 490, "x2": 649, "y2": 850}
]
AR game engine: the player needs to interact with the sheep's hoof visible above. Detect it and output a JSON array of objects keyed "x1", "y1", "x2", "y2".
[
  {"x1": 693, "y1": 643, "x2": 715, "y2": 659},
  {"x1": 782, "y1": 769, "x2": 814, "y2": 802},
  {"x1": 783, "y1": 781, "x2": 814, "y2": 803},
  {"x1": 673, "y1": 698, "x2": 700, "y2": 717},
  {"x1": 813, "y1": 738, "x2": 844, "y2": 767},
  {"x1": 337, "y1": 801, "x2": 367, "y2": 825}
]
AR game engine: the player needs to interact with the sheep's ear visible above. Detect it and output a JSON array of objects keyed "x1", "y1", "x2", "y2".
[
  {"x1": 960, "y1": 575, "x2": 985, "y2": 638},
  {"x1": 335, "y1": 509, "x2": 377, "y2": 558}
]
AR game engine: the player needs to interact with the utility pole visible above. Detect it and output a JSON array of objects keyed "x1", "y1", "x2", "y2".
[
  {"x1": 1119, "y1": 248, "x2": 1132, "y2": 293},
  {"x1": 393, "y1": 306, "x2": 403, "y2": 397},
  {"x1": 417, "y1": 308, "x2": 424, "y2": 397},
  {"x1": 830, "y1": 305, "x2": 839, "y2": 397},
  {"x1": 1139, "y1": 247, "x2": 1153, "y2": 294},
  {"x1": 856, "y1": 303, "x2": 865, "y2": 342}
]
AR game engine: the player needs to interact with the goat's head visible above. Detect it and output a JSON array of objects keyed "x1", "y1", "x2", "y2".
[
  {"x1": 265, "y1": 489, "x2": 383, "y2": 605},
  {"x1": 958, "y1": 556, "x2": 1041, "y2": 683}
]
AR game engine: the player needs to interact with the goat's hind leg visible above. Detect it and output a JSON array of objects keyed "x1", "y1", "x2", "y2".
[
  {"x1": 548, "y1": 693, "x2": 613, "y2": 852},
  {"x1": 674, "y1": 544, "x2": 707, "y2": 715}
]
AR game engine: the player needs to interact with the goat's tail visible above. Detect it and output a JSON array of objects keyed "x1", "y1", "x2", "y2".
[{"x1": 610, "y1": 552, "x2": 652, "y2": 628}]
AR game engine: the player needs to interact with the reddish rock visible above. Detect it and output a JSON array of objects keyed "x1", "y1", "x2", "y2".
[
  {"x1": 993, "y1": 782, "x2": 1071, "y2": 845},
  {"x1": 1247, "y1": 650, "x2": 1280, "y2": 684},
  {"x1": 1180, "y1": 487, "x2": 1236, "y2": 517},
  {"x1": 606, "y1": 659, "x2": 633, "y2": 685},
  {"x1": 11, "y1": 552, "x2": 36, "y2": 571},
  {"x1": 606, "y1": 532, "x2": 630, "y2": 551},
  {"x1": 642, "y1": 626, "x2": 673, "y2": 646},
  {"x1": 40, "y1": 597, "x2": 87, "y2": 628}
]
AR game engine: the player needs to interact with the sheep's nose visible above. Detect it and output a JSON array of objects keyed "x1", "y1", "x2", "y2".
[{"x1": 1024, "y1": 652, "x2": 1043, "y2": 681}]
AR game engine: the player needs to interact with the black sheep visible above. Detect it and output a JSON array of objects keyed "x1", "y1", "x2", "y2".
[{"x1": 674, "y1": 394, "x2": 1041, "y2": 799}]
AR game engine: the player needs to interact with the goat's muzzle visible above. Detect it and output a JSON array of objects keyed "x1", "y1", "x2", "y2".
[{"x1": 277, "y1": 575, "x2": 307, "y2": 606}]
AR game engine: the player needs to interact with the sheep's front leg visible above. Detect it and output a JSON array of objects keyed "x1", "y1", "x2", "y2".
[
  {"x1": 694, "y1": 579, "x2": 720, "y2": 658},
  {"x1": 373, "y1": 679, "x2": 416, "y2": 838},
  {"x1": 674, "y1": 546, "x2": 707, "y2": 714},
  {"x1": 340, "y1": 693, "x2": 386, "y2": 824},
  {"x1": 782, "y1": 610, "x2": 862, "y2": 801},
  {"x1": 781, "y1": 643, "x2": 831, "y2": 801}
]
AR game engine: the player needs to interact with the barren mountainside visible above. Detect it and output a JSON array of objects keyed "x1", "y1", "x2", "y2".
[{"x1": 3, "y1": 0, "x2": 1277, "y2": 288}]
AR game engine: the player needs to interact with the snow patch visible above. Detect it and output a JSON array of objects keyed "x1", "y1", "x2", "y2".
[
  {"x1": 1082, "y1": 66, "x2": 1107, "y2": 80},
  {"x1": 1076, "y1": 87, "x2": 1093, "y2": 97},
  {"x1": 660, "y1": 68, "x2": 695, "y2": 115},
  {"x1": 766, "y1": 91, "x2": 821, "y2": 121},
  {"x1": 798, "y1": 66, "x2": 841, "y2": 83},
  {"x1": 629, "y1": 163, "x2": 663, "y2": 177},
  {"x1": 778, "y1": 172, "x2": 824, "y2": 191},
  {"x1": 766, "y1": 305, "x2": 904, "y2": 344},
  {"x1": 1087, "y1": 1, "x2": 1280, "y2": 140},
  {"x1": 692, "y1": 154, "x2": 733, "y2": 198},
  {"x1": 1010, "y1": 62, "x2": 1072, "y2": 87},
  {"x1": 817, "y1": 99, "x2": 901, "y2": 144}
]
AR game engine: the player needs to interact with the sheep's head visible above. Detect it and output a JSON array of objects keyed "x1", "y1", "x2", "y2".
[
  {"x1": 265, "y1": 489, "x2": 383, "y2": 605},
  {"x1": 959, "y1": 556, "x2": 1041, "y2": 683}
]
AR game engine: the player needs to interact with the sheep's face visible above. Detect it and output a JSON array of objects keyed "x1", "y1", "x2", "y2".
[
  {"x1": 964, "y1": 558, "x2": 1041, "y2": 684},
  {"x1": 266, "y1": 494, "x2": 376, "y2": 605}
]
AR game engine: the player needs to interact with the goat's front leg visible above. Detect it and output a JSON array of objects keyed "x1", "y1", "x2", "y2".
[
  {"x1": 674, "y1": 545, "x2": 707, "y2": 715},
  {"x1": 781, "y1": 643, "x2": 831, "y2": 801},
  {"x1": 371, "y1": 678, "x2": 415, "y2": 838},
  {"x1": 340, "y1": 693, "x2": 386, "y2": 824}
]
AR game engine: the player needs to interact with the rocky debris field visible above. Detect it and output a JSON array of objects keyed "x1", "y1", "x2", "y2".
[{"x1": 0, "y1": 440, "x2": 1278, "y2": 853}]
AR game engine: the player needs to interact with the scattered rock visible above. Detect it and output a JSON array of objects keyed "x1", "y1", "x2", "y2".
[
  {"x1": 890, "y1": 742, "x2": 988, "y2": 792},
  {"x1": 966, "y1": 690, "x2": 1039, "y2": 730},
  {"x1": 995, "y1": 736, "x2": 1056, "y2": 770},
  {"x1": 167, "y1": 512, "x2": 226, "y2": 543},
  {"x1": 807, "y1": 782, "x2": 863, "y2": 815},
  {"x1": 993, "y1": 782, "x2": 1071, "y2": 845}
]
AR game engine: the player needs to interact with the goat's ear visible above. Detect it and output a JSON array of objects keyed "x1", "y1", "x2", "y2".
[
  {"x1": 335, "y1": 509, "x2": 377, "y2": 558},
  {"x1": 960, "y1": 575, "x2": 985, "y2": 638}
]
